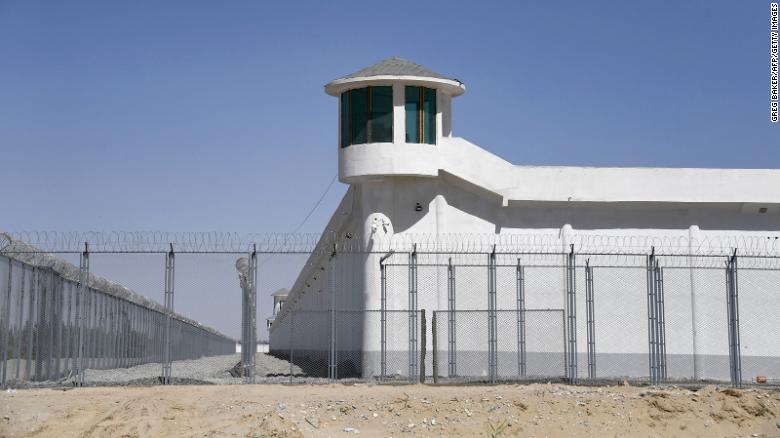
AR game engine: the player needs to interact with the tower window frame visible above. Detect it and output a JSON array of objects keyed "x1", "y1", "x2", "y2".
[
  {"x1": 405, "y1": 86, "x2": 437, "y2": 145},
  {"x1": 340, "y1": 86, "x2": 393, "y2": 148}
]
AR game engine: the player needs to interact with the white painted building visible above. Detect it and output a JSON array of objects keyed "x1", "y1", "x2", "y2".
[{"x1": 270, "y1": 58, "x2": 780, "y2": 382}]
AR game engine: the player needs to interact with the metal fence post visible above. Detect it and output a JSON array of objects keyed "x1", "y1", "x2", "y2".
[
  {"x1": 23, "y1": 266, "x2": 33, "y2": 381},
  {"x1": 76, "y1": 243, "x2": 89, "y2": 386},
  {"x1": 162, "y1": 244, "x2": 174, "y2": 384},
  {"x1": 419, "y1": 309, "x2": 426, "y2": 384},
  {"x1": 487, "y1": 246, "x2": 497, "y2": 384},
  {"x1": 46, "y1": 272, "x2": 56, "y2": 380},
  {"x1": 565, "y1": 245, "x2": 577, "y2": 384},
  {"x1": 656, "y1": 264, "x2": 667, "y2": 381},
  {"x1": 36, "y1": 271, "x2": 47, "y2": 381},
  {"x1": 48, "y1": 273, "x2": 57, "y2": 380},
  {"x1": 380, "y1": 256, "x2": 386, "y2": 382},
  {"x1": 329, "y1": 247, "x2": 337, "y2": 381},
  {"x1": 15, "y1": 265, "x2": 26, "y2": 381},
  {"x1": 54, "y1": 276, "x2": 63, "y2": 377},
  {"x1": 647, "y1": 251, "x2": 657, "y2": 385},
  {"x1": 379, "y1": 250, "x2": 394, "y2": 382},
  {"x1": 408, "y1": 245, "x2": 418, "y2": 380},
  {"x1": 238, "y1": 246, "x2": 258, "y2": 383},
  {"x1": 585, "y1": 260, "x2": 596, "y2": 380},
  {"x1": 432, "y1": 311, "x2": 438, "y2": 384},
  {"x1": 726, "y1": 250, "x2": 742, "y2": 388},
  {"x1": 247, "y1": 246, "x2": 257, "y2": 383},
  {"x1": 2, "y1": 258, "x2": 12, "y2": 386},
  {"x1": 646, "y1": 250, "x2": 667, "y2": 386},
  {"x1": 447, "y1": 258, "x2": 457, "y2": 377},
  {"x1": 118, "y1": 300, "x2": 124, "y2": 369},
  {"x1": 516, "y1": 258, "x2": 526, "y2": 378},
  {"x1": 123, "y1": 300, "x2": 129, "y2": 368}
]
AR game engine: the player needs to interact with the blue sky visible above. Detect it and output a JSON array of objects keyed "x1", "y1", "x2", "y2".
[
  {"x1": 1, "y1": 1, "x2": 778, "y2": 335},
  {"x1": 1, "y1": 0, "x2": 777, "y2": 233}
]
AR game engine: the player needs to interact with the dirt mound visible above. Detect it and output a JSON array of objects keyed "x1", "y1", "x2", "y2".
[{"x1": 2, "y1": 384, "x2": 779, "y2": 437}]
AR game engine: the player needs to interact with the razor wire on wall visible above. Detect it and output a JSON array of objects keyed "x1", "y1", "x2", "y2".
[{"x1": 4, "y1": 230, "x2": 780, "y2": 256}]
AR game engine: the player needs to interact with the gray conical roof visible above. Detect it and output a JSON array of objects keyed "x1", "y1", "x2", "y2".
[{"x1": 338, "y1": 57, "x2": 455, "y2": 81}]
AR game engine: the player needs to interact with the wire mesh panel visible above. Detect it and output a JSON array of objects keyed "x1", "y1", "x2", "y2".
[
  {"x1": 270, "y1": 310, "x2": 327, "y2": 382},
  {"x1": 378, "y1": 310, "x2": 418, "y2": 382},
  {"x1": 432, "y1": 310, "x2": 565, "y2": 383},
  {"x1": 83, "y1": 253, "x2": 169, "y2": 384},
  {"x1": 736, "y1": 268, "x2": 780, "y2": 385},
  {"x1": 690, "y1": 264, "x2": 731, "y2": 382},
  {"x1": 168, "y1": 253, "x2": 240, "y2": 383},
  {"x1": 383, "y1": 253, "x2": 410, "y2": 311},
  {"x1": 657, "y1": 266, "x2": 695, "y2": 381},
  {"x1": 523, "y1": 260, "x2": 566, "y2": 310},
  {"x1": 589, "y1": 266, "x2": 650, "y2": 382},
  {"x1": 267, "y1": 309, "x2": 421, "y2": 383}
]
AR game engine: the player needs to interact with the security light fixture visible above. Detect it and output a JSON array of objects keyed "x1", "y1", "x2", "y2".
[
  {"x1": 235, "y1": 257, "x2": 250, "y2": 289},
  {"x1": 415, "y1": 202, "x2": 423, "y2": 212},
  {"x1": 235, "y1": 257, "x2": 250, "y2": 276}
]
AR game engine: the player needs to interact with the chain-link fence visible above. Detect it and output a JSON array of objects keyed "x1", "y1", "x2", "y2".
[
  {"x1": 380, "y1": 250, "x2": 780, "y2": 387},
  {"x1": 0, "y1": 247, "x2": 235, "y2": 387},
  {"x1": 1, "y1": 232, "x2": 779, "y2": 388},
  {"x1": 268, "y1": 310, "x2": 422, "y2": 383},
  {"x1": 431, "y1": 310, "x2": 566, "y2": 383}
]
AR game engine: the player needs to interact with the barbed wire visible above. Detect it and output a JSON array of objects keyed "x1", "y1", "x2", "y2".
[{"x1": 1, "y1": 230, "x2": 779, "y2": 257}]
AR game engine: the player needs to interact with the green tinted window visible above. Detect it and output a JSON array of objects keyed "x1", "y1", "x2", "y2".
[
  {"x1": 369, "y1": 86, "x2": 393, "y2": 143},
  {"x1": 405, "y1": 86, "x2": 436, "y2": 144},
  {"x1": 340, "y1": 86, "x2": 394, "y2": 147},
  {"x1": 405, "y1": 86, "x2": 419, "y2": 143},
  {"x1": 350, "y1": 87, "x2": 368, "y2": 145}
]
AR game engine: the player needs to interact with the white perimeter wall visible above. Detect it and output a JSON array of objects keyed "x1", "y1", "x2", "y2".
[{"x1": 270, "y1": 174, "x2": 780, "y2": 380}]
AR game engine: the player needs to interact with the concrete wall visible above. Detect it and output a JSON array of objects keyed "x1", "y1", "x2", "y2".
[{"x1": 269, "y1": 173, "x2": 780, "y2": 381}]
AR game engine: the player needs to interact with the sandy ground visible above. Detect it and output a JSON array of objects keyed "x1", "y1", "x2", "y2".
[{"x1": 0, "y1": 383, "x2": 778, "y2": 437}]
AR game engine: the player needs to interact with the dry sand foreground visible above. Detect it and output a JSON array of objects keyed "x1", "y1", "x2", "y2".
[{"x1": 1, "y1": 384, "x2": 778, "y2": 438}]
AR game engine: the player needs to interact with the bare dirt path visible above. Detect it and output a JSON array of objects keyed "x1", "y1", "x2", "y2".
[{"x1": 1, "y1": 383, "x2": 778, "y2": 437}]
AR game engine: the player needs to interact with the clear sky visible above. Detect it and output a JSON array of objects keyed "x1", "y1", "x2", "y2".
[{"x1": 1, "y1": 1, "x2": 778, "y2": 337}]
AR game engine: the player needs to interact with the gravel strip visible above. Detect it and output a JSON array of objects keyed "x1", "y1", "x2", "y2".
[{"x1": 82, "y1": 353, "x2": 306, "y2": 385}]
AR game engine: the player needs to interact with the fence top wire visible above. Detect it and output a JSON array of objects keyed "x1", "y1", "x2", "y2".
[
  {"x1": 4, "y1": 231, "x2": 780, "y2": 257},
  {"x1": 0, "y1": 234, "x2": 234, "y2": 341}
]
